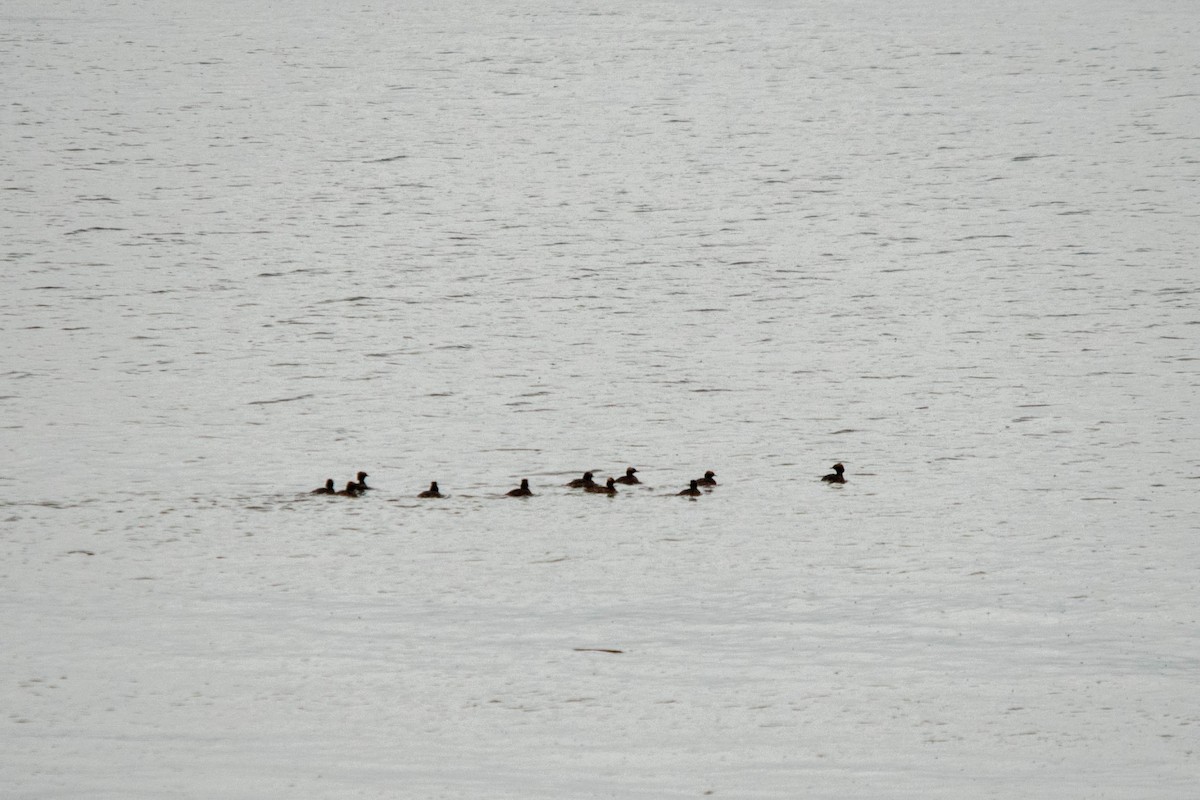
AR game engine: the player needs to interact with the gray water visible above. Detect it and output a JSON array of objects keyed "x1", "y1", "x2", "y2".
[{"x1": 3, "y1": 0, "x2": 1199, "y2": 796}]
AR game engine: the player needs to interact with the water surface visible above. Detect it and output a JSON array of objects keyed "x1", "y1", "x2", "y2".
[{"x1": 2, "y1": 0, "x2": 1198, "y2": 796}]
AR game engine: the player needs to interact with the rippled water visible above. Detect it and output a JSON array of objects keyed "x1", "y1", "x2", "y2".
[{"x1": 3, "y1": 0, "x2": 1198, "y2": 796}]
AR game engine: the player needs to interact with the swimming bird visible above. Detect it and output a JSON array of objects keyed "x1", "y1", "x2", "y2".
[
  {"x1": 311, "y1": 478, "x2": 335, "y2": 495},
  {"x1": 696, "y1": 470, "x2": 717, "y2": 486},
  {"x1": 567, "y1": 471, "x2": 596, "y2": 488},
  {"x1": 679, "y1": 479, "x2": 702, "y2": 496},
  {"x1": 614, "y1": 466, "x2": 640, "y2": 485},
  {"x1": 585, "y1": 477, "x2": 617, "y2": 495},
  {"x1": 335, "y1": 481, "x2": 360, "y2": 497},
  {"x1": 822, "y1": 463, "x2": 846, "y2": 483},
  {"x1": 507, "y1": 479, "x2": 533, "y2": 497},
  {"x1": 418, "y1": 481, "x2": 443, "y2": 498},
  {"x1": 354, "y1": 471, "x2": 371, "y2": 491}
]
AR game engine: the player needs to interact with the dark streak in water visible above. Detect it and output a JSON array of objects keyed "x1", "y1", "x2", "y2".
[
  {"x1": 248, "y1": 394, "x2": 314, "y2": 405},
  {"x1": 65, "y1": 227, "x2": 125, "y2": 236}
]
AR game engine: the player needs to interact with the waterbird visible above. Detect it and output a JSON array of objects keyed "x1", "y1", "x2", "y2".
[
  {"x1": 418, "y1": 481, "x2": 443, "y2": 498},
  {"x1": 567, "y1": 471, "x2": 596, "y2": 488},
  {"x1": 614, "y1": 466, "x2": 640, "y2": 485},
  {"x1": 506, "y1": 479, "x2": 533, "y2": 497},
  {"x1": 696, "y1": 470, "x2": 717, "y2": 486},
  {"x1": 354, "y1": 471, "x2": 371, "y2": 491},
  {"x1": 585, "y1": 477, "x2": 617, "y2": 495},
  {"x1": 335, "y1": 481, "x2": 360, "y2": 497},
  {"x1": 822, "y1": 463, "x2": 846, "y2": 483},
  {"x1": 679, "y1": 479, "x2": 702, "y2": 496},
  {"x1": 311, "y1": 478, "x2": 335, "y2": 495}
]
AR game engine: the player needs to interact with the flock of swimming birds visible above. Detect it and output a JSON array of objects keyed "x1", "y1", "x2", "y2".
[{"x1": 309, "y1": 464, "x2": 848, "y2": 499}]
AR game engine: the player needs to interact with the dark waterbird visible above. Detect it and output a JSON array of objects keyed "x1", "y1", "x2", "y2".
[
  {"x1": 506, "y1": 479, "x2": 533, "y2": 497},
  {"x1": 567, "y1": 471, "x2": 596, "y2": 489},
  {"x1": 821, "y1": 463, "x2": 846, "y2": 483},
  {"x1": 614, "y1": 466, "x2": 640, "y2": 485},
  {"x1": 585, "y1": 477, "x2": 617, "y2": 495}
]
